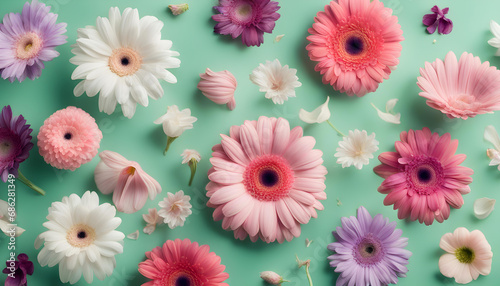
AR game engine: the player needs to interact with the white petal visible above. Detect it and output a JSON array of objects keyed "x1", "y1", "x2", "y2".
[
  {"x1": 299, "y1": 97, "x2": 331, "y2": 124},
  {"x1": 126, "y1": 230, "x2": 139, "y2": 240},
  {"x1": 484, "y1": 125, "x2": 500, "y2": 151},
  {"x1": 474, "y1": 198, "x2": 496, "y2": 219},
  {"x1": 490, "y1": 20, "x2": 500, "y2": 39},
  {"x1": 385, "y1": 98, "x2": 399, "y2": 112},
  {"x1": 371, "y1": 102, "x2": 401, "y2": 124}
]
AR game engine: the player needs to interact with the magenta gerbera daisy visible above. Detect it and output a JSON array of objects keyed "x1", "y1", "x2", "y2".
[
  {"x1": 418, "y1": 51, "x2": 500, "y2": 119},
  {"x1": 0, "y1": 0, "x2": 67, "y2": 83},
  {"x1": 306, "y1": 0, "x2": 404, "y2": 96},
  {"x1": 206, "y1": 116, "x2": 327, "y2": 243},
  {"x1": 328, "y1": 206, "x2": 412, "y2": 286},
  {"x1": 37, "y1": 106, "x2": 102, "y2": 171},
  {"x1": 212, "y1": 0, "x2": 281, "y2": 47},
  {"x1": 373, "y1": 128, "x2": 473, "y2": 225},
  {"x1": 138, "y1": 238, "x2": 229, "y2": 286}
]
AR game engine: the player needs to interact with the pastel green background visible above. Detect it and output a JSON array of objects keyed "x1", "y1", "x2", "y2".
[{"x1": 1, "y1": 0, "x2": 500, "y2": 285}]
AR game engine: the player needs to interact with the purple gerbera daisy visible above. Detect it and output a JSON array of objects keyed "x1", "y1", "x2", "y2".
[
  {"x1": 2, "y1": 253, "x2": 34, "y2": 286},
  {"x1": 327, "y1": 206, "x2": 412, "y2": 286},
  {"x1": 212, "y1": 0, "x2": 280, "y2": 47},
  {"x1": 0, "y1": 0, "x2": 67, "y2": 82}
]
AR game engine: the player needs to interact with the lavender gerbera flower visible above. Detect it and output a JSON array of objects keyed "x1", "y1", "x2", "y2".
[
  {"x1": 212, "y1": 0, "x2": 280, "y2": 47},
  {"x1": 0, "y1": 0, "x2": 67, "y2": 82},
  {"x1": 327, "y1": 206, "x2": 412, "y2": 286},
  {"x1": 2, "y1": 253, "x2": 34, "y2": 286}
]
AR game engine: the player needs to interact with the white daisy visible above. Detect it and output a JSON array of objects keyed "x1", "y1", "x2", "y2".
[
  {"x1": 70, "y1": 7, "x2": 180, "y2": 119},
  {"x1": 158, "y1": 190, "x2": 192, "y2": 229},
  {"x1": 250, "y1": 59, "x2": 301, "y2": 104},
  {"x1": 488, "y1": 20, "x2": 500, "y2": 56},
  {"x1": 334, "y1": 130, "x2": 379, "y2": 170},
  {"x1": 35, "y1": 191, "x2": 124, "y2": 284}
]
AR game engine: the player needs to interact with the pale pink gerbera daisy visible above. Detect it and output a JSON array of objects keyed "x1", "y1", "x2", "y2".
[
  {"x1": 418, "y1": 51, "x2": 500, "y2": 119},
  {"x1": 374, "y1": 128, "x2": 473, "y2": 225},
  {"x1": 306, "y1": 0, "x2": 403, "y2": 96},
  {"x1": 138, "y1": 238, "x2": 229, "y2": 286},
  {"x1": 206, "y1": 116, "x2": 327, "y2": 243},
  {"x1": 37, "y1": 106, "x2": 102, "y2": 170}
]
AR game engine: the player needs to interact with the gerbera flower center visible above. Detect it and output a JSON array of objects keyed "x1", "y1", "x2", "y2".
[
  {"x1": 66, "y1": 224, "x2": 96, "y2": 248},
  {"x1": 405, "y1": 156, "x2": 444, "y2": 195},
  {"x1": 455, "y1": 247, "x2": 475, "y2": 264},
  {"x1": 109, "y1": 47, "x2": 142, "y2": 77},
  {"x1": 345, "y1": 36, "x2": 364, "y2": 55},
  {"x1": 15, "y1": 32, "x2": 43, "y2": 60},
  {"x1": 64, "y1": 132, "x2": 72, "y2": 140},
  {"x1": 449, "y1": 94, "x2": 476, "y2": 111},
  {"x1": 353, "y1": 234, "x2": 384, "y2": 265},
  {"x1": 163, "y1": 269, "x2": 201, "y2": 286},
  {"x1": 243, "y1": 154, "x2": 294, "y2": 201},
  {"x1": 175, "y1": 276, "x2": 191, "y2": 286},
  {"x1": 229, "y1": 1, "x2": 257, "y2": 25},
  {"x1": 0, "y1": 129, "x2": 21, "y2": 161}
]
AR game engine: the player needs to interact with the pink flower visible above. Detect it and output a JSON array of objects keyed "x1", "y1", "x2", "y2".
[
  {"x1": 418, "y1": 51, "x2": 500, "y2": 119},
  {"x1": 138, "y1": 239, "x2": 229, "y2": 285},
  {"x1": 374, "y1": 128, "x2": 473, "y2": 225},
  {"x1": 206, "y1": 116, "x2": 327, "y2": 243},
  {"x1": 142, "y1": 208, "x2": 163, "y2": 235},
  {"x1": 197, "y1": 68, "x2": 237, "y2": 110},
  {"x1": 168, "y1": 4, "x2": 189, "y2": 16},
  {"x1": 439, "y1": 227, "x2": 492, "y2": 284},
  {"x1": 260, "y1": 271, "x2": 287, "y2": 285},
  {"x1": 37, "y1": 106, "x2": 102, "y2": 171},
  {"x1": 306, "y1": 0, "x2": 404, "y2": 96},
  {"x1": 94, "y1": 151, "x2": 162, "y2": 214}
]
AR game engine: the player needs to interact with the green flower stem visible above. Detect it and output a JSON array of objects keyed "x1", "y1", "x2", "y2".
[
  {"x1": 326, "y1": 120, "x2": 346, "y2": 137},
  {"x1": 305, "y1": 263, "x2": 313, "y2": 286},
  {"x1": 164, "y1": 136, "x2": 178, "y2": 155},
  {"x1": 17, "y1": 170, "x2": 45, "y2": 196},
  {"x1": 188, "y1": 160, "x2": 197, "y2": 186}
]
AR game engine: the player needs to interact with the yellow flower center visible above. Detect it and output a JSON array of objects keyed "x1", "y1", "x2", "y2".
[
  {"x1": 66, "y1": 224, "x2": 96, "y2": 248},
  {"x1": 455, "y1": 247, "x2": 475, "y2": 264}
]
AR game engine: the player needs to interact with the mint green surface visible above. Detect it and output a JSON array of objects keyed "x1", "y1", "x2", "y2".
[{"x1": 1, "y1": 0, "x2": 500, "y2": 285}]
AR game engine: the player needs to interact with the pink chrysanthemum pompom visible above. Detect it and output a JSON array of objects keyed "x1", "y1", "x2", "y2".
[
  {"x1": 198, "y1": 68, "x2": 237, "y2": 110},
  {"x1": 37, "y1": 106, "x2": 102, "y2": 170}
]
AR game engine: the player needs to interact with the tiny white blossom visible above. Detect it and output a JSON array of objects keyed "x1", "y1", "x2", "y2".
[
  {"x1": 142, "y1": 208, "x2": 164, "y2": 235},
  {"x1": 250, "y1": 59, "x2": 301, "y2": 104},
  {"x1": 334, "y1": 130, "x2": 379, "y2": 170},
  {"x1": 181, "y1": 149, "x2": 201, "y2": 164},
  {"x1": 154, "y1": 105, "x2": 197, "y2": 138},
  {"x1": 158, "y1": 191, "x2": 192, "y2": 229}
]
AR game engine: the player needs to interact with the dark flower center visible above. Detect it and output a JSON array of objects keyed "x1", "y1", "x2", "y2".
[
  {"x1": 64, "y1": 133, "x2": 72, "y2": 140},
  {"x1": 353, "y1": 235, "x2": 384, "y2": 265},
  {"x1": 365, "y1": 245, "x2": 374, "y2": 254},
  {"x1": 175, "y1": 276, "x2": 191, "y2": 286},
  {"x1": 260, "y1": 169, "x2": 279, "y2": 187},
  {"x1": 417, "y1": 168, "x2": 432, "y2": 183},
  {"x1": 0, "y1": 141, "x2": 11, "y2": 154},
  {"x1": 406, "y1": 156, "x2": 444, "y2": 195},
  {"x1": 345, "y1": 36, "x2": 364, "y2": 55},
  {"x1": 121, "y1": 57, "x2": 130, "y2": 66},
  {"x1": 77, "y1": 231, "x2": 87, "y2": 239}
]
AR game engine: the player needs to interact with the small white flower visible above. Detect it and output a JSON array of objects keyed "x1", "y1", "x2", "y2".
[
  {"x1": 334, "y1": 130, "x2": 379, "y2": 170},
  {"x1": 488, "y1": 20, "x2": 500, "y2": 56},
  {"x1": 142, "y1": 208, "x2": 163, "y2": 235},
  {"x1": 474, "y1": 198, "x2": 496, "y2": 219},
  {"x1": 299, "y1": 97, "x2": 331, "y2": 124},
  {"x1": 0, "y1": 199, "x2": 25, "y2": 237},
  {"x1": 484, "y1": 125, "x2": 500, "y2": 169},
  {"x1": 154, "y1": 105, "x2": 197, "y2": 138},
  {"x1": 181, "y1": 149, "x2": 201, "y2": 164},
  {"x1": 158, "y1": 190, "x2": 192, "y2": 229},
  {"x1": 260, "y1": 271, "x2": 287, "y2": 285},
  {"x1": 371, "y1": 99, "x2": 401, "y2": 124},
  {"x1": 168, "y1": 3, "x2": 189, "y2": 16},
  {"x1": 250, "y1": 59, "x2": 302, "y2": 104}
]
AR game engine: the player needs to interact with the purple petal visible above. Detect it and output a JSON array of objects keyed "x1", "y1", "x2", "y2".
[
  {"x1": 441, "y1": 7, "x2": 449, "y2": 15},
  {"x1": 422, "y1": 14, "x2": 437, "y2": 26},
  {"x1": 430, "y1": 5, "x2": 441, "y2": 14},
  {"x1": 438, "y1": 18, "x2": 453, "y2": 34},
  {"x1": 426, "y1": 21, "x2": 438, "y2": 34},
  {"x1": 4, "y1": 270, "x2": 23, "y2": 286}
]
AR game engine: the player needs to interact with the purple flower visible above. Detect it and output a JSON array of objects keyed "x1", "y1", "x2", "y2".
[
  {"x1": 212, "y1": 0, "x2": 280, "y2": 47},
  {"x1": 423, "y1": 5, "x2": 453, "y2": 35},
  {"x1": 327, "y1": 206, "x2": 412, "y2": 286},
  {"x1": 2, "y1": 253, "x2": 34, "y2": 286},
  {"x1": 0, "y1": 106, "x2": 33, "y2": 182},
  {"x1": 0, "y1": 0, "x2": 67, "y2": 82}
]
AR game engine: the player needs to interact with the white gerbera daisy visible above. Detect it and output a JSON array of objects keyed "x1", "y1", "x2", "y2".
[
  {"x1": 250, "y1": 59, "x2": 301, "y2": 104},
  {"x1": 35, "y1": 191, "x2": 125, "y2": 284},
  {"x1": 488, "y1": 20, "x2": 500, "y2": 56},
  {"x1": 158, "y1": 190, "x2": 192, "y2": 229},
  {"x1": 70, "y1": 7, "x2": 180, "y2": 119},
  {"x1": 334, "y1": 129, "x2": 379, "y2": 170}
]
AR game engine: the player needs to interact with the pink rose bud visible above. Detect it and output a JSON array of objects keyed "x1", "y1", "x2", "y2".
[
  {"x1": 197, "y1": 68, "x2": 237, "y2": 110},
  {"x1": 260, "y1": 271, "x2": 287, "y2": 285},
  {"x1": 168, "y1": 4, "x2": 189, "y2": 16}
]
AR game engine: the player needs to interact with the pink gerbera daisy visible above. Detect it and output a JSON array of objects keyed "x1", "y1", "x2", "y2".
[
  {"x1": 306, "y1": 0, "x2": 404, "y2": 96},
  {"x1": 206, "y1": 116, "x2": 327, "y2": 243},
  {"x1": 373, "y1": 128, "x2": 473, "y2": 225},
  {"x1": 212, "y1": 0, "x2": 280, "y2": 47},
  {"x1": 37, "y1": 106, "x2": 102, "y2": 170},
  {"x1": 418, "y1": 51, "x2": 500, "y2": 119},
  {"x1": 138, "y1": 238, "x2": 229, "y2": 286}
]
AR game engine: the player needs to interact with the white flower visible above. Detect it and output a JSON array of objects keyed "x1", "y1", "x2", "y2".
[
  {"x1": 35, "y1": 191, "x2": 124, "y2": 284},
  {"x1": 260, "y1": 271, "x2": 287, "y2": 285},
  {"x1": 70, "y1": 7, "x2": 180, "y2": 119},
  {"x1": 334, "y1": 130, "x2": 379, "y2": 170},
  {"x1": 474, "y1": 198, "x2": 496, "y2": 219},
  {"x1": 371, "y1": 99, "x2": 401, "y2": 124},
  {"x1": 181, "y1": 149, "x2": 201, "y2": 164},
  {"x1": 484, "y1": 125, "x2": 500, "y2": 169},
  {"x1": 142, "y1": 208, "x2": 163, "y2": 235},
  {"x1": 154, "y1": 105, "x2": 197, "y2": 138},
  {"x1": 488, "y1": 20, "x2": 500, "y2": 56},
  {"x1": 0, "y1": 199, "x2": 25, "y2": 237},
  {"x1": 250, "y1": 59, "x2": 302, "y2": 104},
  {"x1": 299, "y1": 97, "x2": 331, "y2": 124},
  {"x1": 158, "y1": 190, "x2": 192, "y2": 229}
]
